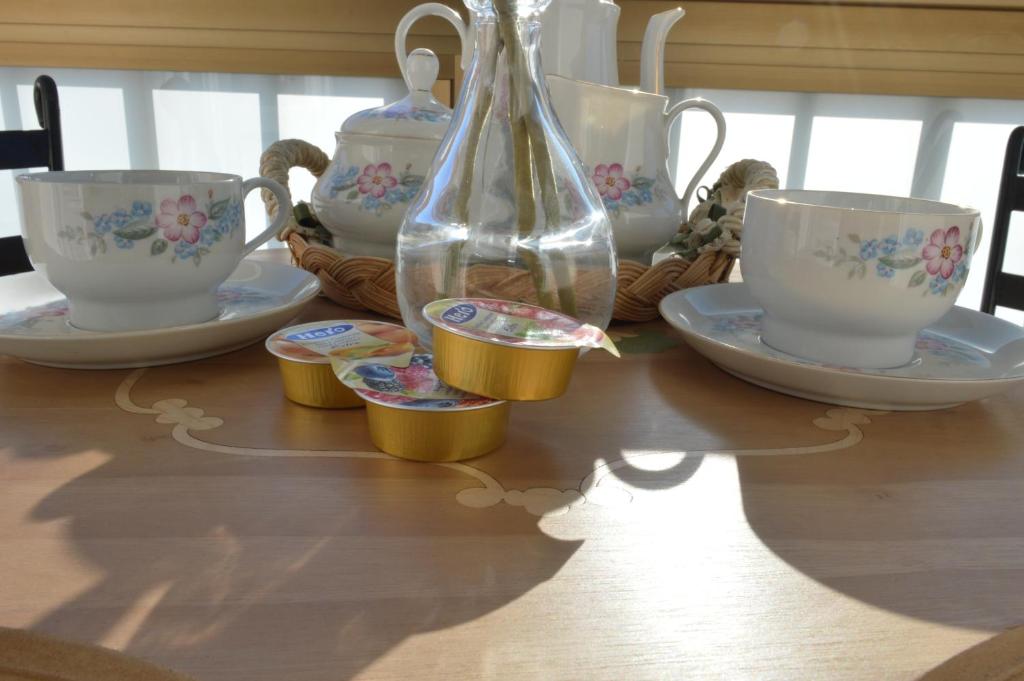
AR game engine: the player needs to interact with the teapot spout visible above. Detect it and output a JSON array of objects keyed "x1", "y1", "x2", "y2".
[{"x1": 640, "y1": 7, "x2": 684, "y2": 95}]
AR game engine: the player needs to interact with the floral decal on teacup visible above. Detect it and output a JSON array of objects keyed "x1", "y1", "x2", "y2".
[
  {"x1": 156, "y1": 195, "x2": 207, "y2": 244},
  {"x1": 813, "y1": 226, "x2": 969, "y2": 296},
  {"x1": 57, "y1": 192, "x2": 243, "y2": 266},
  {"x1": 588, "y1": 163, "x2": 657, "y2": 217},
  {"x1": 326, "y1": 162, "x2": 424, "y2": 215}
]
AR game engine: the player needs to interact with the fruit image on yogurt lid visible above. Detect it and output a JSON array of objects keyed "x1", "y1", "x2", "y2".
[
  {"x1": 338, "y1": 353, "x2": 502, "y2": 411},
  {"x1": 266, "y1": 320, "x2": 418, "y2": 366},
  {"x1": 423, "y1": 298, "x2": 619, "y2": 355}
]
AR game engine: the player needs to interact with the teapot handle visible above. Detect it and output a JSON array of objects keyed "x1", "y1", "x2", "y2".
[
  {"x1": 664, "y1": 98, "x2": 726, "y2": 215},
  {"x1": 395, "y1": 3, "x2": 470, "y2": 91}
]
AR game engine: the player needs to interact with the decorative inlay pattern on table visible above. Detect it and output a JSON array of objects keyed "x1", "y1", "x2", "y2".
[{"x1": 116, "y1": 369, "x2": 882, "y2": 516}]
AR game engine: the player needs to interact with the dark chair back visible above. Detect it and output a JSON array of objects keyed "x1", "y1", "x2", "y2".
[
  {"x1": 980, "y1": 126, "x2": 1024, "y2": 315},
  {"x1": 0, "y1": 75, "x2": 64, "y2": 276}
]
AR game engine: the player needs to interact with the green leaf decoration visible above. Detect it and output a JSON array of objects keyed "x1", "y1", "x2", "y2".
[
  {"x1": 209, "y1": 199, "x2": 230, "y2": 220},
  {"x1": 80, "y1": 211, "x2": 94, "y2": 222},
  {"x1": 632, "y1": 177, "x2": 655, "y2": 190},
  {"x1": 707, "y1": 202, "x2": 728, "y2": 222},
  {"x1": 150, "y1": 239, "x2": 168, "y2": 256},
  {"x1": 402, "y1": 175, "x2": 425, "y2": 186},
  {"x1": 113, "y1": 220, "x2": 156, "y2": 240},
  {"x1": 193, "y1": 253, "x2": 202, "y2": 266},
  {"x1": 908, "y1": 270, "x2": 927, "y2": 288},
  {"x1": 701, "y1": 225, "x2": 723, "y2": 244},
  {"x1": 848, "y1": 234, "x2": 861, "y2": 244},
  {"x1": 87, "y1": 233, "x2": 106, "y2": 255},
  {"x1": 879, "y1": 255, "x2": 922, "y2": 269},
  {"x1": 346, "y1": 189, "x2": 360, "y2": 200}
]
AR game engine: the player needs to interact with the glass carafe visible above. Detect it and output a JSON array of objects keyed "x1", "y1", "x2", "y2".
[{"x1": 395, "y1": 0, "x2": 617, "y2": 344}]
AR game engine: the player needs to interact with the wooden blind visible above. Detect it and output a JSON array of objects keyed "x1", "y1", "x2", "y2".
[{"x1": 1, "y1": 0, "x2": 1023, "y2": 99}]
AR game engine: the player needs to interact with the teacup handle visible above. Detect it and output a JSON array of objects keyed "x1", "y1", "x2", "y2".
[
  {"x1": 241, "y1": 177, "x2": 292, "y2": 257},
  {"x1": 664, "y1": 98, "x2": 726, "y2": 214},
  {"x1": 395, "y1": 3, "x2": 470, "y2": 90}
]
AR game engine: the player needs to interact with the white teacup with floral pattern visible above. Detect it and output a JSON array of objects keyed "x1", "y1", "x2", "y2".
[
  {"x1": 17, "y1": 170, "x2": 292, "y2": 332},
  {"x1": 742, "y1": 189, "x2": 983, "y2": 369}
]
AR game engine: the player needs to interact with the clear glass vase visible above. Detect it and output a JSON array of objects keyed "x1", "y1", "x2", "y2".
[{"x1": 395, "y1": 0, "x2": 617, "y2": 344}]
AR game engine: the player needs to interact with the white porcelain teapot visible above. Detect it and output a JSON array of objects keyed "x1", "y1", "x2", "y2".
[
  {"x1": 541, "y1": 0, "x2": 685, "y2": 93},
  {"x1": 400, "y1": 0, "x2": 685, "y2": 93}
]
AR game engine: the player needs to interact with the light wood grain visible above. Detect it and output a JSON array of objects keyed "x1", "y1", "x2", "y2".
[
  {"x1": 0, "y1": 252, "x2": 1023, "y2": 680},
  {"x1": 2, "y1": 1, "x2": 1023, "y2": 98}
]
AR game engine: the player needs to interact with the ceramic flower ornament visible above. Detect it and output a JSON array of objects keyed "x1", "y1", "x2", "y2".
[
  {"x1": 923, "y1": 226, "x2": 963, "y2": 279},
  {"x1": 156, "y1": 195, "x2": 208, "y2": 244}
]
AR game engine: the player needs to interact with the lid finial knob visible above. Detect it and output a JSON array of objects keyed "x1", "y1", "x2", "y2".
[{"x1": 406, "y1": 48, "x2": 439, "y2": 93}]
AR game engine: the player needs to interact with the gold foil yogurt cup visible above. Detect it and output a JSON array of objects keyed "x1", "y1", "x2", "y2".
[
  {"x1": 338, "y1": 353, "x2": 508, "y2": 461},
  {"x1": 266, "y1": 320, "x2": 417, "y2": 408},
  {"x1": 423, "y1": 298, "x2": 620, "y2": 401}
]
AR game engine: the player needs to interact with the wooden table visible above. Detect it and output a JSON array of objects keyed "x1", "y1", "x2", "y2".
[{"x1": 2, "y1": 259, "x2": 1023, "y2": 681}]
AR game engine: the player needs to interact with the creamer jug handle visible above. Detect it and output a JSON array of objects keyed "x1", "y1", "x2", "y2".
[{"x1": 665, "y1": 98, "x2": 726, "y2": 214}]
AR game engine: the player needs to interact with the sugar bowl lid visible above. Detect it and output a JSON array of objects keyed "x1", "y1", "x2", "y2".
[{"x1": 340, "y1": 48, "x2": 452, "y2": 141}]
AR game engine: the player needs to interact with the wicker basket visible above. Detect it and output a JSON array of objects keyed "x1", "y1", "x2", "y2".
[{"x1": 259, "y1": 139, "x2": 737, "y2": 322}]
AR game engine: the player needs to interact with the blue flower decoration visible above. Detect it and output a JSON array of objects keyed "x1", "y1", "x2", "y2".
[
  {"x1": 113, "y1": 235, "x2": 134, "y2": 249},
  {"x1": 174, "y1": 240, "x2": 199, "y2": 261},
  {"x1": 131, "y1": 201, "x2": 152, "y2": 218},
  {"x1": 879, "y1": 237, "x2": 899, "y2": 256},
  {"x1": 876, "y1": 262, "x2": 895, "y2": 278},
  {"x1": 930, "y1": 276, "x2": 949, "y2": 295},
  {"x1": 902, "y1": 229, "x2": 924, "y2": 246},
  {"x1": 859, "y1": 239, "x2": 879, "y2": 260},
  {"x1": 93, "y1": 216, "x2": 113, "y2": 235},
  {"x1": 952, "y1": 262, "x2": 968, "y2": 283}
]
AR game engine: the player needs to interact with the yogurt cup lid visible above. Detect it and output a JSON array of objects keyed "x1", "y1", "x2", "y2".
[
  {"x1": 338, "y1": 353, "x2": 503, "y2": 412},
  {"x1": 423, "y1": 298, "x2": 620, "y2": 356},
  {"x1": 266, "y1": 320, "x2": 418, "y2": 367}
]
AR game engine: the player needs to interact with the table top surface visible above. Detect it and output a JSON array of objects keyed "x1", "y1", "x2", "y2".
[{"x1": 2, "y1": 255, "x2": 1023, "y2": 681}]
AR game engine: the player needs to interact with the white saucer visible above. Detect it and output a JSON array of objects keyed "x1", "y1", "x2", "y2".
[
  {"x1": 659, "y1": 283, "x2": 1024, "y2": 410},
  {"x1": 0, "y1": 258, "x2": 320, "y2": 369}
]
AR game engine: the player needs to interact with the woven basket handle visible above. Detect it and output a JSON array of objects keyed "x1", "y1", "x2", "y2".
[{"x1": 258, "y1": 139, "x2": 331, "y2": 240}]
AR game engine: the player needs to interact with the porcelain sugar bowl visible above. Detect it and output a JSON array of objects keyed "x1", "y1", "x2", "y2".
[{"x1": 312, "y1": 49, "x2": 452, "y2": 258}]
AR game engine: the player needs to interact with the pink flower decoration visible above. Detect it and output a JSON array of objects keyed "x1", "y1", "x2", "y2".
[
  {"x1": 356, "y1": 163, "x2": 399, "y2": 198},
  {"x1": 592, "y1": 163, "x2": 631, "y2": 201},
  {"x1": 922, "y1": 226, "x2": 964, "y2": 279},
  {"x1": 155, "y1": 195, "x2": 207, "y2": 244}
]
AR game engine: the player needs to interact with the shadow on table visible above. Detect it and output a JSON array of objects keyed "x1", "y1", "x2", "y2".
[
  {"x1": 735, "y1": 397, "x2": 1024, "y2": 631},
  {"x1": 4, "y1": 357, "x2": 584, "y2": 681},
  {"x1": 9, "y1": 344, "x2": 704, "y2": 681}
]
